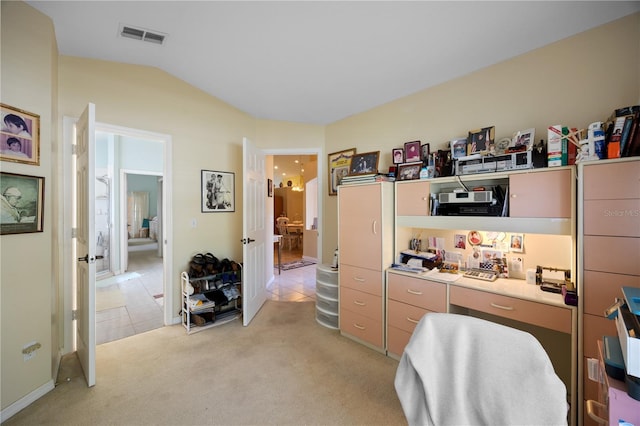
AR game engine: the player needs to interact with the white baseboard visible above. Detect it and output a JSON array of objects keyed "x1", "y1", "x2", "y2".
[{"x1": 0, "y1": 379, "x2": 54, "y2": 422}]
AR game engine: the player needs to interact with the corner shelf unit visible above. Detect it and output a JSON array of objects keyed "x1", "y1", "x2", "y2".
[
  {"x1": 181, "y1": 267, "x2": 242, "y2": 334},
  {"x1": 315, "y1": 263, "x2": 339, "y2": 329}
]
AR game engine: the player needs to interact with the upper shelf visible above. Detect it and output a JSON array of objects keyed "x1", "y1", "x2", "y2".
[{"x1": 396, "y1": 215, "x2": 573, "y2": 236}]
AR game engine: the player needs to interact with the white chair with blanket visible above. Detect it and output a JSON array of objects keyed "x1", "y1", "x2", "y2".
[
  {"x1": 395, "y1": 313, "x2": 568, "y2": 426},
  {"x1": 276, "y1": 216, "x2": 297, "y2": 250}
]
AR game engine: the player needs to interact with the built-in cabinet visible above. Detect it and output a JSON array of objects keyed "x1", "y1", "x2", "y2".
[
  {"x1": 338, "y1": 182, "x2": 394, "y2": 351},
  {"x1": 578, "y1": 158, "x2": 640, "y2": 426}
]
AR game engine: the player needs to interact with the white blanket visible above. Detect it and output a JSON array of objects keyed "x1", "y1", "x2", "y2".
[{"x1": 395, "y1": 313, "x2": 567, "y2": 425}]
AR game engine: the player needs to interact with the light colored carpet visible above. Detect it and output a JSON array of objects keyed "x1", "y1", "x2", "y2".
[
  {"x1": 95, "y1": 287, "x2": 126, "y2": 311},
  {"x1": 5, "y1": 301, "x2": 406, "y2": 425}
]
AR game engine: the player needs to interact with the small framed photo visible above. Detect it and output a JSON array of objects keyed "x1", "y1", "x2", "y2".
[
  {"x1": 450, "y1": 138, "x2": 467, "y2": 159},
  {"x1": 396, "y1": 161, "x2": 423, "y2": 181},
  {"x1": 328, "y1": 148, "x2": 356, "y2": 196},
  {"x1": 510, "y1": 233, "x2": 524, "y2": 253},
  {"x1": 421, "y1": 143, "x2": 431, "y2": 166},
  {"x1": 0, "y1": 103, "x2": 40, "y2": 166},
  {"x1": 267, "y1": 178, "x2": 273, "y2": 197},
  {"x1": 467, "y1": 126, "x2": 495, "y2": 155},
  {"x1": 404, "y1": 140, "x2": 421, "y2": 162},
  {"x1": 348, "y1": 151, "x2": 380, "y2": 176},
  {"x1": 0, "y1": 171, "x2": 44, "y2": 235},
  {"x1": 392, "y1": 148, "x2": 404, "y2": 164},
  {"x1": 511, "y1": 128, "x2": 535, "y2": 151},
  {"x1": 202, "y1": 170, "x2": 235, "y2": 212}
]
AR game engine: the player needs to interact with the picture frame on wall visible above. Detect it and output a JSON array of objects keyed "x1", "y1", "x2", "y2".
[
  {"x1": 267, "y1": 178, "x2": 273, "y2": 197},
  {"x1": 201, "y1": 170, "x2": 235, "y2": 212},
  {"x1": 404, "y1": 140, "x2": 421, "y2": 162},
  {"x1": 396, "y1": 161, "x2": 423, "y2": 181},
  {"x1": 328, "y1": 148, "x2": 356, "y2": 196},
  {"x1": 348, "y1": 151, "x2": 380, "y2": 176},
  {"x1": 0, "y1": 103, "x2": 40, "y2": 166},
  {"x1": 0, "y1": 171, "x2": 45, "y2": 235}
]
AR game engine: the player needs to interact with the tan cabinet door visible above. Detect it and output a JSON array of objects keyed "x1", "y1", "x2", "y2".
[
  {"x1": 396, "y1": 180, "x2": 430, "y2": 216},
  {"x1": 509, "y1": 169, "x2": 571, "y2": 218},
  {"x1": 339, "y1": 184, "x2": 382, "y2": 270}
]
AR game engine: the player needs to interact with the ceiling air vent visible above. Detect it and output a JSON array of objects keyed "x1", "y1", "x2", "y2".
[{"x1": 119, "y1": 24, "x2": 166, "y2": 45}]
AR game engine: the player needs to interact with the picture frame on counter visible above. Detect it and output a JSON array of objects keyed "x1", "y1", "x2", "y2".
[
  {"x1": 404, "y1": 140, "x2": 421, "y2": 162},
  {"x1": 396, "y1": 161, "x2": 422, "y2": 181},
  {"x1": 328, "y1": 147, "x2": 356, "y2": 196},
  {"x1": 467, "y1": 126, "x2": 495, "y2": 155},
  {"x1": 392, "y1": 148, "x2": 404, "y2": 164},
  {"x1": 348, "y1": 151, "x2": 379, "y2": 176}
]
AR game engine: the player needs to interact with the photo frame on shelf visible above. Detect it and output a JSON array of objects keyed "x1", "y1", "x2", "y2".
[
  {"x1": 511, "y1": 128, "x2": 535, "y2": 151},
  {"x1": 450, "y1": 138, "x2": 467, "y2": 159},
  {"x1": 396, "y1": 161, "x2": 423, "y2": 181},
  {"x1": 0, "y1": 103, "x2": 40, "y2": 166},
  {"x1": 0, "y1": 171, "x2": 44, "y2": 235},
  {"x1": 328, "y1": 148, "x2": 356, "y2": 196},
  {"x1": 348, "y1": 151, "x2": 380, "y2": 176},
  {"x1": 201, "y1": 170, "x2": 235, "y2": 212},
  {"x1": 392, "y1": 148, "x2": 404, "y2": 164},
  {"x1": 404, "y1": 140, "x2": 421, "y2": 162},
  {"x1": 467, "y1": 126, "x2": 495, "y2": 155},
  {"x1": 420, "y1": 143, "x2": 431, "y2": 165}
]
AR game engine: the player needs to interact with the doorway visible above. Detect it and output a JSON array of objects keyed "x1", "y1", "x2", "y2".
[{"x1": 61, "y1": 118, "x2": 173, "y2": 354}]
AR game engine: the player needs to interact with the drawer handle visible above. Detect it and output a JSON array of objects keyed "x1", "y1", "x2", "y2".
[
  {"x1": 490, "y1": 302, "x2": 514, "y2": 311},
  {"x1": 407, "y1": 317, "x2": 420, "y2": 324},
  {"x1": 407, "y1": 289, "x2": 423, "y2": 295},
  {"x1": 353, "y1": 323, "x2": 365, "y2": 330},
  {"x1": 353, "y1": 276, "x2": 365, "y2": 282},
  {"x1": 353, "y1": 300, "x2": 366, "y2": 306},
  {"x1": 421, "y1": 197, "x2": 428, "y2": 201},
  {"x1": 585, "y1": 400, "x2": 607, "y2": 425},
  {"x1": 372, "y1": 220, "x2": 378, "y2": 235}
]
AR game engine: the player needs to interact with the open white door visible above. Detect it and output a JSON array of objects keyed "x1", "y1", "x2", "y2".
[
  {"x1": 242, "y1": 137, "x2": 267, "y2": 325},
  {"x1": 75, "y1": 103, "x2": 96, "y2": 386}
]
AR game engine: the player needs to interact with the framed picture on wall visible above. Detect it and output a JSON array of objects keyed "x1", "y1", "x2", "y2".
[
  {"x1": 0, "y1": 103, "x2": 40, "y2": 166},
  {"x1": 267, "y1": 178, "x2": 273, "y2": 197},
  {"x1": 201, "y1": 170, "x2": 235, "y2": 212},
  {"x1": 328, "y1": 148, "x2": 356, "y2": 196},
  {"x1": 0, "y1": 171, "x2": 45, "y2": 235}
]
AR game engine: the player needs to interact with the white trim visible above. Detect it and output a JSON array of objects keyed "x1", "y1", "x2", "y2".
[{"x1": 0, "y1": 380, "x2": 55, "y2": 423}]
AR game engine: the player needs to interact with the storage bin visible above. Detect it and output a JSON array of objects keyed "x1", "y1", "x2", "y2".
[
  {"x1": 316, "y1": 293, "x2": 338, "y2": 314},
  {"x1": 316, "y1": 280, "x2": 338, "y2": 299},
  {"x1": 316, "y1": 263, "x2": 338, "y2": 285},
  {"x1": 316, "y1": 306, "x2": 339, "y2": 329}
]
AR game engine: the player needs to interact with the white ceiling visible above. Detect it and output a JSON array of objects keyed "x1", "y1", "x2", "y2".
[{"x1": 26, "y1": 1, "x2": 640, "y2": 126}]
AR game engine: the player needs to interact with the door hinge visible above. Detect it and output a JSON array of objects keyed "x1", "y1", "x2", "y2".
[
  {"x1": 72, "y1": 310, "x2": 78, "y2": 320},
  {"x1": 71, "y1": 228, "x2": 77, "y2": 238},
  {"x1": 71, "y1": 144, "x2": 77, "y2": 155}
]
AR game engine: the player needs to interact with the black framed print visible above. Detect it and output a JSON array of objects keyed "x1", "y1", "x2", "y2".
[
  {"x1": 0, "y1": 171, "x2": 44, "y2": 234},
  {"x1": 202, "y1": 170, "x2": 235, "y2": 212},
  {"x1": 392, "y1": 148, "x2": 404, "y2": 164}
]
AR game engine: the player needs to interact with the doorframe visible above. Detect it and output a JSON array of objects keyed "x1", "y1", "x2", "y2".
[
  {"x1": 264, "y1": 147, "x2": 323, "y2": 275},
  {"x1": 60, "y1": 118, "x2": 173, "y2": 355},
  {"x1": 120, "y1": 169, "x2": 163, "y2": 273}
]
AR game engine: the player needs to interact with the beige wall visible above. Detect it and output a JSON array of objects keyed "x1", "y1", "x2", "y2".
[
  {"x1": 1, "y1": 1, "x2": 57, "y2": 411},
  {"x1": 323, "y1": 13, "x2": 640, "y2": 261}
]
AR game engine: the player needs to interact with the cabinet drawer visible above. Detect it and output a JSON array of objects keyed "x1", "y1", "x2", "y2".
[
  {"x1": 583, "y1": 313, "x2": 616, "y2": 358},
  {"x1": 396, "y1": 180, "x2": 430, "y2": 216},
  {"x1": 340, "y1": 286, "x2": 382, "y2": 322},
  {"x1": 584, "y1": 199, "x2": 640, "y2": 237},
  {"x1": 583, "y1": 270, "x2": 640, "y2": 316},
  {"x1": 387, "y1": 325, "x2": 412, "y2": 357},
  {"x1": 340, "y1": 308, "x2": 383, "y2": 348},
  {"x1": 584, "y1": 236, "x2": 640, "y2": 276},
  {"x1": 340, "y1": 264, "x2": 382, "y2": 296},
  {"x1": 449, "y1": 285, "x2": 571, "y2": 334},
  {"x1": 387, "y1": 299, "x2": 428, "y2": 334},
  {"x1": 387, "y1": 273, "x2": 446, "y2": 312},
  {"x1": 584, "y1": 160, "x2": 640, "y2": 200}
]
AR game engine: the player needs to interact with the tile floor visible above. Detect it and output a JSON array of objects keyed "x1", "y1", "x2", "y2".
[{"x1": 96, "y1": 244, "x2": 316, "y2": 345}]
